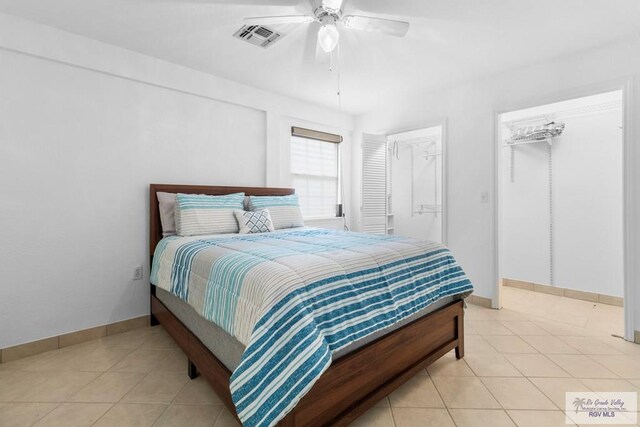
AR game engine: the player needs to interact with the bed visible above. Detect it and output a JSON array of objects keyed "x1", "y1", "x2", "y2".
[{"x1": 149, "y1": 184, "x2": 472, "y2": 427}]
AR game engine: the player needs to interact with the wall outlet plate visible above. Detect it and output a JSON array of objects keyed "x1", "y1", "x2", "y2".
[{"x1": 133, "y1": 266, "x2": 143, "y2": 281}]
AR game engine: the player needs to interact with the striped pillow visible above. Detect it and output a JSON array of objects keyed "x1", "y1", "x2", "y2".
[
  {"x1": 248, "y1": 194, "x2": 304, "y2": 230},
  {"x1": 175, "y1": 193, "x2": 245, "y2": 236}
]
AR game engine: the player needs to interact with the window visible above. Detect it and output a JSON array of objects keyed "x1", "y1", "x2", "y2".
[{"x1": 290, "y1": 127, "x2": 341, "y2": 219}]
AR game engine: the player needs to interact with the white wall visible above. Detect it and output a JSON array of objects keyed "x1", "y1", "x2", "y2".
[
  {"x1": 0, "y1": 13, "x2": 354, "y2": 349},
  {"x1": 352, "y1": 35, "x2": 640, "y2": 334},
  {"x1": 501, "y1": 93, "x2": 623, "y2": 297}
]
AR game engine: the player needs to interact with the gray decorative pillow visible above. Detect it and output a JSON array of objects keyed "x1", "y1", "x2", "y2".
[
  {"x1": 234, "y1": 209, "x2": 275, "y2": 234},
  {"x1": 157, "y1": 192, "x2": 177, "y2": 236}
]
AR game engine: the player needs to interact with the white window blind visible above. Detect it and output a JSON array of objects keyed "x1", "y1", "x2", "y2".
[
  {"x1": 291, "y1": 135, "x2": 339, "y2": 219},
  {"x1": 362, "y1": 134, "x2": 387, "y2": 234}
]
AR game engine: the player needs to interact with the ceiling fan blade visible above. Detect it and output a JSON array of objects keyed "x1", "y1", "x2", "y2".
[
  {"x1": 342, "y1": 15, "x2": 410, "y2": 37},
  {"x1": 243, "y1": 15, "x2": 315, "y2": 26}
]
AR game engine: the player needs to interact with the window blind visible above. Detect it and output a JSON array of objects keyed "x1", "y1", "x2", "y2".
[
  {"x1": 291, "y1": 126, "x2": 343, "y2": 144},
  {"x1": 291, "y1": 135, "x2": 339, "y2": 219}
]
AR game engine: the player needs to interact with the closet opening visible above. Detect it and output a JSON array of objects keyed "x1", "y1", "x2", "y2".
[
  {"x1": 361, "y1": 122, "x2": 446, "y2": 242},
  {"x1": 495, "y1": 89, "x2": 628, "y2": 340},
  {"x1": 387, "y1": 124, "x2": 445, "y2": 242}
]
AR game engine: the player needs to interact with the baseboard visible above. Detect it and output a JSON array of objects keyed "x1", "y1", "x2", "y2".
[
  {"x1": 502, "y1": 278, "x2": 623, "y2": 307},
  {"x1": 0, "y1": 315, "x2": 149, "y2": 364},
  {"x1": 467, "y1": 294, "x2": 493, "y2": 309}
]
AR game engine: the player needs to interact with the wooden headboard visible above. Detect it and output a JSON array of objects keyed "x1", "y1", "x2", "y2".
[{"x1": 149, "y1": 184, "x2": 295, "y2": 257}]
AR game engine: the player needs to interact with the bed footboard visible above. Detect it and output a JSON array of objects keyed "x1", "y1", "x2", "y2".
[{"x1": 150, "y1": 290, "x2": 464, "y2": 426}]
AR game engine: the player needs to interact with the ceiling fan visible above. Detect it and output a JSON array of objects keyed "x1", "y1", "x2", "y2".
[{"x1": 243, "y1": 0, "x2": 410, "y2": 53}]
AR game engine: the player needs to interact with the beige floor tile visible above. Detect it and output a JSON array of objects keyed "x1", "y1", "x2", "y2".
[
  {"x1": 174, "y1": 377, "x2": 223, "y2": 405},
  {"x1": 426, "y1": 352, "x2": 475, "y2": 377},
  {"x1": 153, "y1": 404, "x2": 221, "y2": 427},
  {"x1": 578, "y1": 378, "x2": 640, "y2": 407},
  {"x1": 533, "y1": 321, "x2": 590, "y2": 337},
  {"x1": 122, "y1": 371, "x2": 189, "y2": 404},
  {"x1": 69, "y1": 372, "x2": 144, "y2": 403},
  {"x1": 468, "y1": 320, "x2": 514, "y2": 336},
  {"x1": 598, "y1": 337, "x2": 640, "y2": 356},
  {"x1": 500, "y1": 321, "x2": 550, "y2": 336},
  {"x1": 464, "y1": 335, "x2": 499, "y2": 355},
  {"x1": 391, "y1": 407, "x2": 455, "y2": 427},
  {"x1": 389, "y1": 375, "x2": 445, "y2": 408},
  {"x1": 463, "y1": 321, "x2": 478, "y2": 335},
  {"x1": 34, "y1": 402, "x2": 112, "y2": 426},
  {"x1": 464, "y1": 354, "x2": 522, "y2": 377},
  {"x1": 588, "y1": 355, "x2": 640, "y2": 378},
  {"x1": 153, "y1": 349, "x2": 188, "y2": 373},
  {"x1": 374, "y1": 397, "x2": 390, "y2": 408},
  {"x1": 504, "y1": 354, "x2": 570, "y2": 377},
  {"x1": 528, "y1": 377, "x2": 592, "y2": 409},
  {"x1": 21, "y1": 346, "x2": 132, "y2": 372},
  {"x1": 431, "y1": 377, "x2": 500, "y2": 409},
  {"x1": 561, "y1": 336, "x2": 623, "y2": 355},
  {"x1": 0, "y1": 402, "x2": 59, "y2": 427},
  {"x1": 465, "y1": 306, "x2": 495, "y2": 320},
  {"x1": 70, "y1": 347, "x2": 133, "y2": 372},
  {"x1": 546, "y1": 355, "x2": 619, "y2": 378},
  {"x1": 480, "y1": 378, "x2": 556, "y2": 410},
  {"x1": 94, "y1": 329, "x2": 154, "y2": 349},
  {"x1": 488, "y1": 308, "x2": 530, "y2": 321},
  {"x1": 139, "y1": 331, "x2": 179, "y2": 350},
  {"x1": 519, "y1": 335, "x2": 581, "y2": 354},
  {"x1": 13, "y1": 371, "x2": 100, "y2": 402},
  {"x1": 213, "y1": 408, "x2": 241, "y2": 427},
  {"x1": 449, "y1": 409, "x2": 516, "y2": 427},
  {"x1": 0, "y1": 371, "x2": 48, "y2": 401},
  {"x1": 349, "y1": 406, "x2": 394, "y2": 427},
  {"x1": 109, "y1": 348, "x2": 176, "y2": 373},
  {"x1": 19, "y1": 350, "x2": 82, "y2": 372},
  {"x1": 507, "y1": 410, "x2": 575, "y2": 426},
  {"x1": 483, "y1": 335, "x2": 538, "y2": 354},
  {"x1": 93, "y1": 403, "x2": 166, "y2": 427}
]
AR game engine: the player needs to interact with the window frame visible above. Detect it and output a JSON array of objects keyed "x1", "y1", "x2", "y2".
[{"x1": 290, "y1": 127, "x2": 342, "y2": 220}]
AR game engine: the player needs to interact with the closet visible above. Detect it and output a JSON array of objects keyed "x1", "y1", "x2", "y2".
[{"x1": 361, "y1": 125, "x2": 444, "y2": 243}]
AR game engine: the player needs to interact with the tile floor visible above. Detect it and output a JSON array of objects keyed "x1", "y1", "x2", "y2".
[{"x1": 0, "y1": 286, "x2": 638, "y2": 426}]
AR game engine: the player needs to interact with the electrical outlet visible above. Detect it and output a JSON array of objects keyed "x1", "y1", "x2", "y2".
[
  {"x1": 133, "y1": 266, "x2": 143, "y2": 281},
  {"x1": 480, "y1": 192, "x2": 489, "y2": 203}
]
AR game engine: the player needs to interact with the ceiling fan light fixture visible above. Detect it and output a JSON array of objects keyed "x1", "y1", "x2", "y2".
[
  {"x1": 321, "y1": 0, "x2": 343, "y2": 12},
  {"x1": 318, "y1": 24, "x2": 339, "y2": 52}
]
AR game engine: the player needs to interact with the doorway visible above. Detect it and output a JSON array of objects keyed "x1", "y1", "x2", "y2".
[
  {"x1": 495, "y1": 89, "x2": 629, "y2": 339},
  {"x1": 388, "y1": 124, "x2": 445, "y2": 243}
]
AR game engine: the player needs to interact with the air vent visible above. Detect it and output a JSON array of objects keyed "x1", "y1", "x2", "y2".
[{"x1": 233, "y1": 25, "x2": 284, "y2": 49}]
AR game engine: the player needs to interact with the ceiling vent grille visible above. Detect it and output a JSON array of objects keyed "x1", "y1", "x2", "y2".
[{"x1": 233, "y1": 25, "x2": 284, "y2": 49}]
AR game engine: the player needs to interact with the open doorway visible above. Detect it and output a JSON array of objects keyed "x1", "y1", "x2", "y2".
[
  {"x1": 387, "y1": 124, "x2": 445, "y2": 243},
  {"x1": 496, "y1": 90, "x2": 626, "y2": 338}
]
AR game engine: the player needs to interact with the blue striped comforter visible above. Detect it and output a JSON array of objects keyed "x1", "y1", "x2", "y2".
[{"x1": 151, "y1": 228, "x2": 473, "y2": 426}]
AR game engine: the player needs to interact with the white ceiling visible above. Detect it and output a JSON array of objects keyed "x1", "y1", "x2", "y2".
[{"x1": 1, "y1": 0, "x2": 639, "y2": 114}]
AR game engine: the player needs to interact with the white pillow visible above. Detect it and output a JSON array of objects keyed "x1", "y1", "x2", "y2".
[
  {"x1": 175, "y1": 192, "x2": 245, "y2": 236},
  {"x1": 234, "y1": 209, "x2": 275, "y2": 234},
  {"x1": 157, "y1": 192, "x2": 177, "y2": 236},
  {"x1": 248, "y1": 195, "x2": 304, "y2": 230}
]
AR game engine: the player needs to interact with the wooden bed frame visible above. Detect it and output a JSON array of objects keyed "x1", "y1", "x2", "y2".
[{"x1": 149, "y1": 184, "x2": 465, "y2": 427}]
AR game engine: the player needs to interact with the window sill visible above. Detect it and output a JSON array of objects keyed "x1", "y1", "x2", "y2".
[{"x1": 305, "y1": 217, "x2": 344, "y2": 230}]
